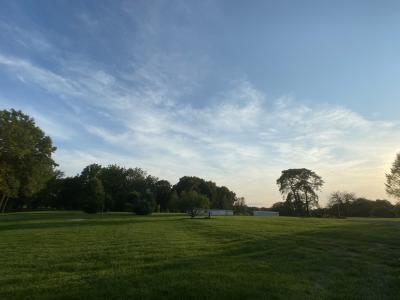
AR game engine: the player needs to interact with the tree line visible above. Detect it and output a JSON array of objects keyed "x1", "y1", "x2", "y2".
[
  {"x1": 0, "y1": 109, "x2": 243, "y2": 215},
  {"x1": 269, "y1": 161, "x2": 400, "y2": 217},
  {"x1": 31, "y1": 166, "x2": 239, "y2": 215},
  {"x1": 270, "y1": 193, "x2": 400, "y2": 218},
  {"x1": 1, "y1": 108, "x2": 400, "y2": 217}
]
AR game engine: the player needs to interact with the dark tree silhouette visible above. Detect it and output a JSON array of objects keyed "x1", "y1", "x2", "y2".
[{"x1": 276, "y1": 168, "x2": 324, "y2": 216}]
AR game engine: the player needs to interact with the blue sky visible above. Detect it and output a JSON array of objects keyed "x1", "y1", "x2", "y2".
[{"x1": 0, "y1": 0, "x2": 399, "y2": 206}]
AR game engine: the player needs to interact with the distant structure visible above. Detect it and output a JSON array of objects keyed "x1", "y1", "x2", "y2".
[
  {"x1": 208, "y1": 209, "x2": 234, "y2": 216},
  {"x1": 198, "y1": 209, "x2": 234, "y2": 216},
  {"x1": 253, "y1": 211, "x2": 279, "y2": 216}
]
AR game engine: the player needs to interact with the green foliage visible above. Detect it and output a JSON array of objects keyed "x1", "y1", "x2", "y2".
[
  {"x1": 167, "y1": 190, "x2": 180, "y2": 212},
  {"x1": 370, "y1": 200, "x2": 395, "y2": 218},
  {"x1": 82, "y1": 177, "x2": 105, "y2": 214},
  {"x1": 99, "y1": 164, "x2": 128, "y2": 211},
  {"x1": 321, "y1": 195, "x2": 397, "y2": 218},
  {"x1": 173, "y1": 176, "x2": 235, "y2": 210},
  {"x1": 126, "y1": 191, "x2": 156, "y2": 215},
  {"x1": 31, "y1": 170, "x2": 65, "y2": 209},
  {"x1": 0, "y1": 109, "x2": 56, "y2": 212},
  {"x1": 179, "y1": 190, "x2": 210, "y2": 218},
  {"x1": 233, "y1": 197, "x2": 247, "y2": 215},
  {"x1": 80, "y1": 164, "x2": 102, "y2": 184},
  {"x1": 56, "y1": 176, "x2": 83, "y2": 210},
  {"x1": 370, "y1": 206, "x2": 395, "y2": 218},
  {"x1": 348, "y1": 198, "x2": 375, "y2": 217},
  {"x1": 7, "y1": 153, "x2": 240, "y2": 213},
  {"x1": 269, "y1": 201, "x2": 292, "y2": 216},
  {"x1": 154, "y1": 180, "x2": 172, "y2": 211}
]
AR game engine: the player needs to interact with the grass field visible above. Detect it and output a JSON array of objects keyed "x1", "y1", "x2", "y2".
[{"x1": 1, "y1": 212, "x2": 399, "y2": 299}]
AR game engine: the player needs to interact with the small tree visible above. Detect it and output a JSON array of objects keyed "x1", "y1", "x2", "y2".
[
  {"x1": 233, "y1": 197, "x2": 247, "y2": 215},
  {"x1": 180, "y1": 191, "x2": 210, "y2": 218}
]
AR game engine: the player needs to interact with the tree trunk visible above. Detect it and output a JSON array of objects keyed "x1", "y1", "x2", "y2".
[
  {"x1": 290, "y1": 186, "x2": 299, "y2": 215},
  {"x1": 0, "y1": 193, "x2": 5, "y2": 213},
  {"x1": 294, "y1": 190, "x2": 302, "y2": 216},
  {"x1": 1, "y1": 196, "x2": 9, "y2": 213},
  {"x1": 304, "y1": 192, "x2": 309, "y2": 216}
]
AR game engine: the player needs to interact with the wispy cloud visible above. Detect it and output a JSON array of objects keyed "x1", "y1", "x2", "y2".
[
  {"x1": 1, "y1": 48, "x2": 398, "y2": 205},
  {"x1": 0, "y1": 2, "x2": 399, "y2": 206},
  {"x1": 0, "y1": 20, "x2": 53, "y2": 53}
]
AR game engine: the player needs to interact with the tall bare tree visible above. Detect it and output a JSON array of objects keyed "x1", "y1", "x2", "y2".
[{"x1": 328, "y1": 191, "x2": 356, "y2": 217}]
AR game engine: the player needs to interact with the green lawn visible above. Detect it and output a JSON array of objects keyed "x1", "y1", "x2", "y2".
[{"x1": 0, "y1": 212, "x2": 399, "y2": 299}]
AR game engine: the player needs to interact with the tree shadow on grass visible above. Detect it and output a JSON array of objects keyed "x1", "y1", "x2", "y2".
[
  {"x1": 0, "y1": 216, "x2": 189, "y2": 232},
  {"x1": 3, "y1": 220, "x2": 400, "y2": 300}
]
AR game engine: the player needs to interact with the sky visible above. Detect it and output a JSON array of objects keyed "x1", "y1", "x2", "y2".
[{"x1": 0, "y1": 0, "x2": 399, "y2": 206}]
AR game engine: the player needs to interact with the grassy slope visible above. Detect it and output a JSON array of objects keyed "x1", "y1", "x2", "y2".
[{"x1": 0, "y1": 212, "x2": 399, "y2": 300}]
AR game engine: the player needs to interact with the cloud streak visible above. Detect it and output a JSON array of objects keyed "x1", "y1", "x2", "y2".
[
  {"x1": 3, "y1": 50, "x2": 398, "y2": 205},
  {"x1": 0, "y1": 3, "x2": 398, "y2": 206}
]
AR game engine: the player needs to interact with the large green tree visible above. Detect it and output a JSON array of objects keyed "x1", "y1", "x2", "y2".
[
  {"x1": 0, "y1": 109, "x2": 56, "y2": 212},
  {"x1": 276, "y1": 168, "x2": 324, "y2": 216}
]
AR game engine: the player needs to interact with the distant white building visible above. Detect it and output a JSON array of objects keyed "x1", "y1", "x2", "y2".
[
  {"x1": 253, "y1": 210, "x2": 279, "y2": 216},
  {"x1": 208, "y1": 209, "x2": 233, "y2": 216},
  {"x1": 198, "y1": 209, "x2": 234, "y2": 216}
]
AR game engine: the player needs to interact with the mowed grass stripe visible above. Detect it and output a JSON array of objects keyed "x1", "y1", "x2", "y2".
[{"x1": 0, "y1": 212, "x2": 399, "y2": 299}]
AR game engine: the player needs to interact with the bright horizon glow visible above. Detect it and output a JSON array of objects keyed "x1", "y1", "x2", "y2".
[{"x1": 0, "y1": 1, "x2": 399, "y2": 206}]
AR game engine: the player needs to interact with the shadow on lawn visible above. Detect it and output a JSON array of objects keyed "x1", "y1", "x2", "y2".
[
  {"x1": 0, "y1": 215, "x2": 189, "y2": 232},
  {"x1": 3, "y1": 220, "x2": 399, "y2": 300}
]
